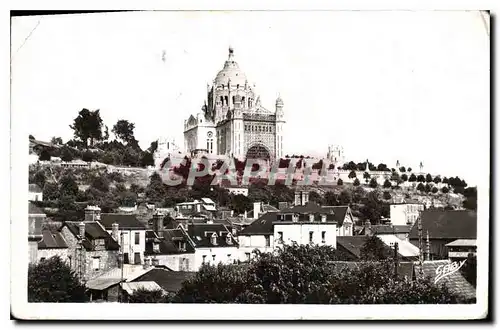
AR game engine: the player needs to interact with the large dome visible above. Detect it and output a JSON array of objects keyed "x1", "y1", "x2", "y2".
[{"x1": 214, "y1": 47, "x2": 248, "y2": 87}]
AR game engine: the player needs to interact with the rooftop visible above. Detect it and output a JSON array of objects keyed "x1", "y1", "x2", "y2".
[
  {"x1": 408, "y1": 210, "x2": 477, "y2": 240},
  {"x1": 99, "y1": 213, "x2": 146, "y2": 230}
]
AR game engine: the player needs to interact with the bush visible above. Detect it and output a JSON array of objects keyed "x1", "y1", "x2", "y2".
[{"x1": 337, "y1": 178, "x2": 343, "y2": 186}]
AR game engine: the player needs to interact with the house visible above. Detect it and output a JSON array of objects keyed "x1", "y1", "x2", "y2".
[
  {"x1": 60, "y1": 220, "x2": 120, "y2": 283},
  {"x1": 359, "y1": 223, "x2": 411, "y2": 241},
  {"x1": 85, "y1": 264, "x2": 152, "y2": 302},
  {"x1": 98, "y1": 211, "x2": 147, "y2": 265},
  {"x1": 28, "y1": 184, "x2": 43, "y2": 202},
  {"x1": 408, "y1": 210, "x2": 477, "y2": 260},
  {"x1": 389, "y1": 199, "x2": 425, "y2": 226},
  {"x1": 445, "y1": 239, "x2": 477, "y2": 261},
  {"x1": 414, "y1": 260, "x2": 476, "y2": 302},
  {"x1": 336, "y1": 235, "x2": 418, "y2": 261},
  {"x1": 176, "y1": 198, "x2": 217, "y2": 216},
  {"x1": 37, "y1": 227, "x2": 69, "y2": 262},
  {"x1": 239, "y1": 200, "x2": 350, "y2": 260},
  {"x1": 246, "y1": 201, "x2": 279, "y2": 219},
  {"x1": 186, "y1": 223, "x2": 239, "y2": 269},
  {"x1": 376, "y1": 235, "x2": 420, "y2": 261},
  {"x1": 144, "y1": 227, "x2": 196, "y2": 271},
  {"x1": 28, "y1": 202, "x2": 45, "y2": 264}
]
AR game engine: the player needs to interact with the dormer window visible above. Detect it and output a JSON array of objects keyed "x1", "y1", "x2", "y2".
[
  {"x1": 226, "y1": 234, "x2": 233, "y2": 245},
  {"x1": 153, "y1": 243, "x2": 160, "y2": 253},
  {"x1": 292, "y1": 214, "x2": 299, "y2": 223},
  {"x1": 309, "y1": 214, "x2": 314, "y2": 222},
  {"x1": 321, "y1": 215, "x2": 327, "y2": 223},
  {"x1": 178, "y1": 241, "x2": 186, "y2": 251},
  {"x1": 211, "y1": 233, "x2": 218, "y2": 245}
]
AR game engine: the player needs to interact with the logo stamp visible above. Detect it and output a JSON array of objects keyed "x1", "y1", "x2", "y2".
[{"x1": 434, "y1": 260, "x2": 467, "y2": 284}]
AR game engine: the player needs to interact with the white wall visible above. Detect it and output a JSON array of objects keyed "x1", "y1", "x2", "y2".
[
  {"x1": 108, "y1": 229, "x2": 146, "y2": 264},
  {"x1": 389, "y1": 204, "x2": 424, "y2": 226},
  {"x1": 38, "y1": 248, "x2": 69, "y2": 263},
  {"x1": 151, "y1": 253, "x2": 196, "y2": 271},
  {"x1": 273, "y1": 223, "x2": 337, "y2": 247},
  {"x1": 193, "y1": 246, "x2": 240, "y2": 270},
  {"x1": 28, "y1": 191, "x2": 43, "y2": 202},
  {"x1": 238, "y1": 234, "x2": 274, "y2": 261}
]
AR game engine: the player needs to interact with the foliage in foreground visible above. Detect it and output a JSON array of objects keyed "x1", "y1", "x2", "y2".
[
  {"x1": 28, "y1": 256, "x2": 87, "y2": 302},
  {"x1": 171, "y1": 244, "x2": 471, "y2": 304}
]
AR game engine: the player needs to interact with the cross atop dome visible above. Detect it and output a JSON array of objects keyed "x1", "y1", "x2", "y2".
[{"x1": 228, "y1": 46, "x2": 234, "y2": 60}]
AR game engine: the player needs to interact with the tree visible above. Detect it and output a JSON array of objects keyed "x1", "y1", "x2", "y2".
[
  {"x1": 399, "y1": 166, "x2": 406, "y2": 172},
  {"x1": 409, "y1": 174, "x2": 417, "y2": 182},
  {"x1": 145, "y1": 172, "x2": 166, "y2": 203},
  {"x1": 425, "y1": 173, "x2": 433, "y2": 183},
  {"x1": 50, "y1": 136, "x2": 63, "y2": 145},
  {"x1": 433, "y1": 176, "x2": 442, "y2": 184},
  {"x1": 39, "y1": 149, "x2": 51, "y2": 161},
  {"x1": 308, "y1": 191, "x2": 324, "y2": 205},
  {"x1": 353, "y1": 178, "x2": 360, "y2": 186},
  {"x1": 383, "y1": 179, "x2": 392, "y2": 188},
  {"x1": 230, "y1": 194, "x2": 253, "y2": 215},
  {"x1": 416, "y1": 183, "x2": 425, "y2": 192},
  {"x1": 363, "y1": 172, "x2": 371, "y2": 183},
  {"x1": 338, "y1": 189, "x2": 352, "y2": 205},
  {"x1": 141, "y1": 152, "x2": 155, "y2": 168},
  {"x1": 325, "y1": 191, "x2": 339, "y2": 206},
  {"x1": 348, "y1": 170, "x2": 357, "y2": 179},
  {"x1": 43, "y1": 182, "x2": 60, "y2": 201},
  {"x1": 424, "y1": 184, "x2": 432, "y2": 193},
  {"x1": 441, "y1": 186, "x2": 450, "y2": 194},
  {"x1": 407, "y1": 167, "x2": 412, "y2": 172},
  {"x1": 431, "y1": 187, "x2": 439, "y2": 194},
  {"x1": 360, "y1": 191, "x2": 384, "y2": 223},
  {"x1": 377, "y1": 163, "x2": 389, "y2": 171},
  {"x1": 417, "y1": 175, "x2": 426, "y2": 183},
  {"x1": 60, "y1": 147, "x2": 75, "y2": 162},
  {"x1": 383, "y1": 191, "x2": 392, "y2": 200},
  {"x1": 360, "y1": 236, "x2": 389, "y2": 261},
  {"x1": 460, "y1": 254, "x2": 477, "y2": 288},
  {"x1": 32, "y1": 170, "x2": 46, "y2": 188},
  {"x1": 463, "y1": 187, "x2": 477, "y2": 211},
  {"x1": 28, "y1": 256, "x2": 87, "y2": 302},
  {"x1": 442, "y1": 177, "x2": 449, "y2": 184},
  {"x1": 328, "y1": 164, "x2": 335, "y2": 170},
  {"x1": 60, "y1": 174, "x2": 79, "y2": 197},
  {"x1": 69, "y1": 108, "x2": 105, "y2": 147},
  {"x1": 401, "y1": 174, "x2": 408, "y2": 182},
  {"x1": 148, "y1": 140, "x2": 159, "y2": 154},
  {"x1": 112, "y1": 119, "x2": 136, "y2": 144},
  {"x1": 369, "y1": 177, "x2": 378, "y2": 188},
  {"x1": 90, "y1": 175, "x2": 110, "y2": 193},
  {"x1": 337, "y1": 178, "x2": 343, "y2": 186},
  {"x1": 29, "y1": 134, "x2": 35, "y2": 140},
  {"x1": 128, "y1": 288, "x2": 169, "y2": 303},
  {"x1": 81, "y1": 150, "x2": 95, "y2": 162}
]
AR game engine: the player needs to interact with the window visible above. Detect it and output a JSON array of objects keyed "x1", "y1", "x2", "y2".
[
  {"x1": 277, "y1": 232, "x2": 284, "y2": 243},
  {"x1": 321, "y1": 231, "x2": 326, "y2": 243},
  {"x1": 178, "y1": 241, "x2": 186, "y2": 251},
  {"x1": 212, "y1": 255, "x2": 216, "y2": 262},
  {"x1": 68, "y1": 256, "x2": 72, "y2": 268},
  {"x1": 226, "y1": 234, "x2": 232, "y2": 245},
  {"x1": 309, "y1": 231, "x2": 314, "y2": 244},
  {"x1": 245, "y1": 252, "x2": 251, "y2": 260},
  {"x1": 227, "y1": 254, "x2": 232, "y2": 261},
  {"x1": 309, "y1": 214, "x2": 314, "y2": 222},
  {"x1": 153, "y1": 243, "x2": 160, "y2": 253},
  {"x1": 134, "y1": 252, "x2": 141, "y2": 265},
  {"x1": 40, "y1": 257, "x2": 46, "y2": 262},
  {"x1": 123, "y1": 253, "x2": 129, "y2": 264},
  {"x1": 202, "y1": 255, "x2": 207, "y2": 264},
  {"x1": 134, "y1": 232, "x2": 140, "y2": 245},
  {"x1": 265, "y1": 235, "x2": 271, "y2": 247},
  {"x1": 92, "y1": 257, "x2": 100, "y2": 270},
  {"x1": 211, "y1": 233, "x2": 218, "y2": 245}
]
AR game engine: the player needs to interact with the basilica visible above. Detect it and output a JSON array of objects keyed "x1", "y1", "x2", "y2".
[{"x1": 183, "y1": 47, "x2": 285, "y2": 161}]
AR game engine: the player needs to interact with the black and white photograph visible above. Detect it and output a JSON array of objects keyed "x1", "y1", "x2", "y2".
[{"x1": 10, "y1": 9, "x2": 490, "y2": 320}]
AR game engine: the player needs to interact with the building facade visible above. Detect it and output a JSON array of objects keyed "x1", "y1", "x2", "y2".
[
  {"x1": 184, "y1": 47, "x2": 285, "y2": 161},
  {"x1": 390, "y1": 201, "x2": 425, "y2": 226}
]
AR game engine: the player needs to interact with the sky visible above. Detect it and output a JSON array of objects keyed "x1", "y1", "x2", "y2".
[{"x1": 11, "y1": 11, "x2": 490, "y2": 186}]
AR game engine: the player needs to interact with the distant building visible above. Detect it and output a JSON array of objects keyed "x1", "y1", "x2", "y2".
[
  {"x1": 360, "y1": 223, "x2": 412, "y2": 241},
  {"x1": 28, "y1": 202, "x2": 45, "y2": 264},
  {"x1": 445, "y1": 239, "x2": 477, "y2": 261},
  {"x1": 408, "y1": 210, "x2": 477, "y2": 260},
  {"x1": 28, "y1": 184, "x2": 43, "y2": 202},
  {"x1": 390, "y1": 199, "x2": 425, "y2": 226}
]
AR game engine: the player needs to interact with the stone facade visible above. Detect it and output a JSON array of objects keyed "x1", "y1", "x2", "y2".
[
  {"x1": 60, "y1": 226, "x2": 120, "y2": 282},
  {"x1": 184, "y1": 47, "x2": 285, "y2": 161}
]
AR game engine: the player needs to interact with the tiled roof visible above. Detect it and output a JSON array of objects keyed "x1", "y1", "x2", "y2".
[
  {"x1": 145, "y1": 229, "x2": 195, "y2": 255},
  {"x1": 28, "y1": 183, "x2": 42, "y2": 193},
  {"x1": 121, "y1": 281, "x2": 164, "y2": 295},
  {"x1": 321, "y1": 206, "x2": 350, "y2": 226},
  {"x1": 415, "y1": 260, "x2": 476, "y2": 301},
  {"x1": 99, "y1": 213, "x2": 146, "y2": 230},
  {"x1": 201, "y1": 198, "x2": 215, "y2": 204},
  {"x1": 408, "y1": 210, "x2": 477, "y2": 240},
  {"x1": 445, "y1": 239, "x2": 477, "y2": 247},
  {"x1": 187, "y1": 223, "x2": 238, "y2": 248},
  {"x1": 363, "y1": 225, "x2": 411, "y2": 235},
  {"x1": 64, "y1": 221, "x2": 120, "y2": 251},
  {"x1": 86, "y1": 265, "x2": 149, "y2": 290},
  {"x1": 336, "y1": 236, "x2": 369, "y2": 259},
  {"x1": 239, "y1": 212, "x2": 277, "y2": 235},
  {"x1": 132, "y1": 268, "x2": 196, "y2": 293},
  {"x1": 28, "y1": 202, "x2": 45, "y2": 215},
  {"x1": 376, "y1": 235, "x2": 420, "y2": 258},
  {"x1": 38, "y1": 229, "x2": 68, "y2": 249}
]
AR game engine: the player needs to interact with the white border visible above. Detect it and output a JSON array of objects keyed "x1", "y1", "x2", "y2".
[{"x1": 7, "y1": 2, "x2": 493, "y2": 321}]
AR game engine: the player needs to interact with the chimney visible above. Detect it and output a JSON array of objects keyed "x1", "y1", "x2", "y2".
[
  {"x1": 111, "y1": 222, "x2": 119, "y2": 242},
  {"x1": 85, "y1": 205, "x2": 101, "y2": 222},
  {"x1": 253, "y1": 202, "x2": 262, "y2": 219},
  {"x1": 78, "y1": 222, "x2": 85, "y2": 240},
  {"x1": 244, "y1": 210, "x2": 248, "y2": 218},
  {"x1": 152, "y1": 211, "x2": 164, "y2": 238},
  {"x1": 294, "y1": 191, "x2": 301, "y2": 206},
  {"x1": 364, "y1": 220, "x2": 372, "y2": 236}
]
